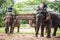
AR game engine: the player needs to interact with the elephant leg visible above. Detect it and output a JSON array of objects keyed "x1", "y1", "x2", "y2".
[
  {"x1": 10, "y1": 25, "x2": 13, "y2": 34},
  {"x1": 5, "y1": 23, "x2": 9, "y2": 34},
  {"x1": 35, "y1": 26, "x2": 36, "y2": 32},
  {"x1": 46, "y1": 20, "x2": 52, "y2": 38},
  {"x1": 53, "y1": 27, "x2": 58, "y2": 36},
  {"x1": 47, "y1": 26, "x2": 51, "y2": 38},
  {"x1": 35, "y1": 21, "x2": 40, "y2": 37},
  {"x1": 34, "y1": 23, "x2": 36, "y2": 32},
  {"x1": 5, "y1": 27, "x2": 7, "y2": 33},
  {"x1": 5, "y1": 26, "x2": 9, "y2": 34},
  {"x1": 41, "y1": 25, "x2": 45, "y2": 37},
  {"x1": 12, "y1": 27, "x2": 14, "y2": 33},
  {"x1": 10, "y1": 26, "x2": 12, "y2": 33},
  {"x1": 17, "y1": 26, "x2": 20, "y2": 33}
]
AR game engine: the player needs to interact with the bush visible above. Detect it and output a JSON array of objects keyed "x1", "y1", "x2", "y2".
[
  {"x1": 21, "y1": 20, "x2": 28, "y2": 24},
  {"x1": 0, "y1": 14, "x2": 5, "y2": 27}
]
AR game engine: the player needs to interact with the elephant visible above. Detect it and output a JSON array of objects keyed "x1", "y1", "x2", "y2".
[
  {"x1": 46, "y1": 11, "x2": 60, "y2": 36},
  {"x1": 12, "y1": 15, "x2": 20, "y2": 33},
  {"x1": 4, "y1": 12, "x2": 20, "y2": 34},
  {"x1": 4, "y1": 12, "x2": 14, "y2": 34},
  {"x1": 35, "y1": 11, "x2": 52, "y2": 38},
  {"x1": 29, "y1": 11, "x2": 60, "y2": 37}
]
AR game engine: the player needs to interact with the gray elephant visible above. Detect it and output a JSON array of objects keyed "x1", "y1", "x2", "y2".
[
  {"x1": 4, "y1": 12, "x2": 20, "y2": 34},
  {"x1": 46, "y1": 11, "x2": 60, "y2": 36},
  {"x1": 4, "y1": 12, "x2": 14, "y2": 34},
  {"x1": 12, "y1": 14, "x2": 20, "y2": 33},
  {"x1": 35, "y1": 11, "x2": 52, "y2": 38}
]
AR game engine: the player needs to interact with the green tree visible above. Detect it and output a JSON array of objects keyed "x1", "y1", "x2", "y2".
[
  {"x1": 0, "y1": 0, "x2": 14, "y2": 27},
  {"x1": 49, "y1": 1, "x2": 60, "y2": 12}
]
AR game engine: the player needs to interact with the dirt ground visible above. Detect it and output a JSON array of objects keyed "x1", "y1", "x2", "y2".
[
  {"x1": 0, "y1": 24, "x2": 60, "y2": 40},
  {"x1": 0, "y1": 33, "x2": 60, "y2": 40}
]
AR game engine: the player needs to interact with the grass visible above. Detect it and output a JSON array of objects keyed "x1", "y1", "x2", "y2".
[{"x1": 0, "y1": 27, "x2": 5, "y2": 33}]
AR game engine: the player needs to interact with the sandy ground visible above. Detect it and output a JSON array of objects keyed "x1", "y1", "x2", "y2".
[
  {"x1": 0, "y1": 34, "x2": 60, "y2": 40},
  {"x1": 0, "y1": 24, "x2": 60, "y2": 40}
]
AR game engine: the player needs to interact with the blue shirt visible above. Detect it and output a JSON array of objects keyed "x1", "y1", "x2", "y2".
[{"x1": 43, "y1": 4, "x2": 47, "y2": 9}]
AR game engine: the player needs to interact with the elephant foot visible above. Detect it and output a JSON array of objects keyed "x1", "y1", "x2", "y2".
[
  {"x1": 5, "y1": 31, "x2": 7, "y2": 34},
  {"x1": 5, "y1": 30, "x2": 8, "y2": 34},
  {"x1": 10, "y1": 33, "x2": 13, "y2": 34},
  {"x1": 10, "y1": 29, "x2": 14, "y2": 34},
  {"x1": 17, "y1": 30, "x2": 19, "y2": 33},
  {"x1": 46, "y1": 36, "x2": 51, "y2": 38},
  {"x1": 40, "y1": 35, "x2": 44, "y2": 37},
  {"x1": 52, "y1": 34, "x2": 56, "y2": 36},
  {"x1": 35, "y1": 34, "x2": 38, "y2": 37},
  {"x1": 10, "y1": 31, "x2": 13, "y2": 34},
  {"x1": 5, "y1": 31, "x2": 9, "y2": 34},
  {"x1": 10, "y1": 30, "x2": 14, "y2": 34}
]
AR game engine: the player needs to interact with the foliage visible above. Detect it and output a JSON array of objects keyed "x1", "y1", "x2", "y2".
[
  {"x1": 0, "y1": 0, "x2": 14, "y2": 27},
  {"x1": 21, "y1": 20, "x2": 28, "y2": 24},
  {"x1": 15, "y1": 0, "x2": 47, "y2": 11},
  {"x1": 49, "y1": 1, "x2": 60, "y2": 12},
  {"x1": 0, "y1": 14, "x2": 4, "y2": 27}
]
